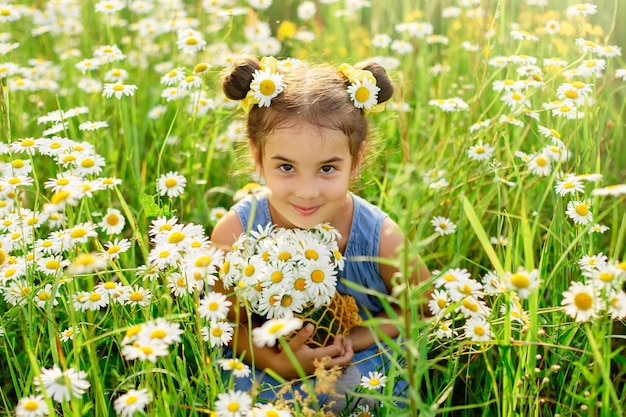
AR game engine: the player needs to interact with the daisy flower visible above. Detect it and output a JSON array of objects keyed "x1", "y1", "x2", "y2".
[
  {"x1": 156, "y1": 171, "x2": 187, "y2": 198},
  {"x1": 467, "y1": 142, "x2": 495, "y2": 161},
  {"x1": 167, "y1": 272, "x2": 195, "y2": 297},
  {"x1": 214, "y1": 390, "x2": 252, "y2": 417},
  {"x1": 561, "y1": 281, "x2": 600, "y2": 322},
  {"x1": 252, "y1": 317, "x2": 303, "y2": 348},
  {"x1": 210, "y1": 207, "x2": 228, "y2": 223},
  {"x1": 434, "y1": 320, "x2": 455, "y2": 340},
  {"x1": 121, "y1": 340, "x2": 169, "y2": 363},
  {"x1": 177, "y1": 29, "x2": 207, "y2": 54},
  {"x1": 434, "y1": 268, "x2": 472, "y2": 289},
  {"x1": 463, "y1": 316, "x2": 492, "y2": 342},
  {"x1": 504, "y1": 267, "x2": 540, "y2": 299},
  {"x1": 589, "y1": 224, "x2": 609, "y2": 234},
  {"x1": 565, "y1": 200, "x2": 593, "y2": 225},
  {"x1": 198, "y1": 292, "x2": 232, "y2": 321},
  {"x1": 34, "y1": 284, "x2": 59, "y2": 308},
  {"x1": 526, "y1": 152, "x2": 552, "y2": 176},
  {"x1": 119, "y1": 286, "x2": 152, "y2": 307},
  {"x1": 102, "y1": 83, "x2": 138, "y2": 99},
  {"x1": 94, "y1": 0, "x2": 125, "y2": 14},
  {"x1": 566, "y1": 3, "x2": 597, "y2": 18},
  {"x1": 114, "y1": 389, "x2": 151, "y2": 417},
  {"x1": 607, "y1": 290, "x2": 626, "y2": 320},
  {"x1": 578, "y1": 253, "x2": 608, "y2": 271},
  {"x1": 60, "y1": 327, "x2": 79, "y2": 342},
  {"x1": 67, "y1": 252, "x2": 107, "y2": 275},
  {"x1": 591, "y1": 184, "x2": 626, "y2": 196},
  {"x1": 431, "y1": 216, "x2": 457, "y2": 236},
  {"x1": 15, "y1": 394, "x2": 49, "y2": 417},
  {"x1": 249, "y1": 403, "x2": 292, "y2": 417},
  {"x1": 98, "y1": 208, "x2": 126, "y2": 235},
  {"x1": 78, "y1": 121, "x2": 109, "y2": 131},
  {"x1": 248, "y1": 67, "x2": 285, "y2": 108},
  {"x1": 218, "y1": 358, "x2": 251, "y2": 378},
  {"x1": 347, "y1": 77, "x2": 380, "y2": 110},
  {"x1": 554, "y1": 178, "x2": 584, "y2": 197},
  {"x1": 301, "y1": 262, "x2": 337, "y2": 306},
  {"x1": 360, "y1": 371, "x2": 388, "y2": 390},
  {"x1": 34, "y1": 365, "x2": 90, "y2": 403},
  {"x1": 202, "y1": 321, "x2": 234, "y2": 347},
  {"x1": 103, "y1": 238, "x2": 131, "y2": 260},
  {"x1": 136, "y1": 318, "x2": 183, "y2": 346},
  {"x1": 233, "y1": 182, "x2": 272, "y2": 201}
]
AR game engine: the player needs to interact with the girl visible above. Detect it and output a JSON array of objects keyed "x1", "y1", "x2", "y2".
[{"x1": 211, "y1": 56, "x2": 431, "y2": 411}]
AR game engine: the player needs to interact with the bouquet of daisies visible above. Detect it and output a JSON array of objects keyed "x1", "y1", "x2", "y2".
[{"x1": 219, "y1": 223, "x2": 362, "y2": 347}]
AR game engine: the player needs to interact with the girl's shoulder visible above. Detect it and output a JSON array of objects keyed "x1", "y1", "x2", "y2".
[{"x1": 210, "y1": 208, "x2": 244, "y2": 250}]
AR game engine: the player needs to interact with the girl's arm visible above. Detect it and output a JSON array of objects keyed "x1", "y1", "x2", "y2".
[
  {"x1": 346, "y1": 217, "x2": 432, "y2": 352},
  {"x1": 210, "y1": 210, "x2": 354, "y2": 378}
]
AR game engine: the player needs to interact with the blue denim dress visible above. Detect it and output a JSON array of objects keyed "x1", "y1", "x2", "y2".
[{"x1": 225, "y1": 194, "x2": 407, "y2": 406}]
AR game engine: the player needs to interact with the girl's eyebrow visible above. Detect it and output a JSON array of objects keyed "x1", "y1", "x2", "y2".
[{"x1": 270, "y1": 155, "x2": 345, "y2": 164}]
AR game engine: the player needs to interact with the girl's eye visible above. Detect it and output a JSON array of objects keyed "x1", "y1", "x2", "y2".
[
  {"x1": 320, "y1": 165, "x2": 336, "y2": 174},
  {"x1": 278, "y1": 164, "x2": 294, "y2": 173}
]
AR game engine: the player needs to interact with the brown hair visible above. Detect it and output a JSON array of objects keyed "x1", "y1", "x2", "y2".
[{"x1": 222, "y1": 57, "x2": 393, "y2": 162}]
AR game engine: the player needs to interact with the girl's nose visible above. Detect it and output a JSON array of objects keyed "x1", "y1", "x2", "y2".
[{"x1": 294, "y1": 176, "x2": 320, "y2": 199}]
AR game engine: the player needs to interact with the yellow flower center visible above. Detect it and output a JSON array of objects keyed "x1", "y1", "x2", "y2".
[
  {"x1": 598, "y1": 272, "x2": 614, "y2": 283},
  {"x1": 571, "y1": 81, "x2": 584, "y2": 89},
  {"x1": 574, "y1": 292, "x2": 593, "y2": 310},
  {"x1": 24, "y1": 401, "x2": 39, "y2": 411},
  {"x1": 185, "y1": 37, "x2": 199, "y2": 45},
  {"x1": 355, "y1": 86, "x2": 370, "y2": 103},
  {"x1": 151, "y1": 329, "x2": 167, "y2": 339},
  {"x1": 140, "y1": 346, "x2": 154, "y2": 355},
  {"x1": 168, "y1": 231, "x2": 185, "y2": 243},
  {"x1": 130, "y1": 292, "x2": 144, "y2": 302},
  {"x1": 107, "y1": 245, "x2": 121, "y2": 254},
  {"x1": 12, "y1": 159, "x2": 24, "y2": 168},
  {"x1": 443, "y1": 273, "x2": 455, "y2": 282},
  {"x1": 564, "y1": 90, "x2": 579, "y2": 99},
  {"x1": 563, "y1": 182, "x2": 575, "y2": 189},
  {"x1": 259, "y1": 79, "x2": 276, "y2": 96},
  {"x1": 462, "y1": 299, "x2": 479, "y2": 312},
  {"x1": 195, "y1": 255, "x2": 212, "y2": 267},
  {"x1": 311, "y1": 270, "x2": 325, "y2": 283},
  {"x1": 268, "y1": 322, "x2": 285, "y2": 334},
  {"x1": 227, "y1": 402, "x2": 239, "y2": 412},
  {"x1": 38, "y1": 292, "x2": 51, "y2": 301},
  {"x1": 475, "y1": 146, "x2": 485, "y2": 154},
  {"x1": 165, "y1": 178, "x2": 177, "y2": 188},
  {"x1": 89, "y1": 293, "x2": 101, "y2": 302},
  {"x1": 304, "y1": 249, "x2": 319, "y2": 260},
  {"x1": 294, "y1": 277, "x2": 307, "y2": 291},
  {"x1": 510, "y1": 273, "x2": 530, "y2": 289},
  {"x1": 45, "y1": 259, "x2": 60, "y2": 269},
  {"x1": 107, "y1": 215, "x2": 119, "y2": 225},
  {"x1": 104, "y1": 282, "x2": 117, "y2": 289},
  {"x1": 278, "y1": 252, "x2": 291, "y2": 261},
  {"x1": 212, "y1": 327, "x2": 223, "y2": 337},
  {"x1": 112, "y1": 85, "x2": 125, "y2": 91},
  {"x1": 70, "y1": 228, "x2": 87, "y2": 239},
  {"x1": 244, "y1": 264, "x2": 255, "y2": 276},
  {"x1": 474, "y1": 325, "x2": 485, "y2": 336},
  {"x1": 511, "y1": 92, "x2": 522, "y2": 101},
  {"x1": 536, "y1": 157, "x2": 548, "y2": 167},
  {"x1": 437, "y1": 298, "x2": 447, "y2": 309},
  {"x1": 81, "y1": 158, "x2": 95, "y2": 168},
  {"x1": 575, "y1": 204, "x2": 589, "y2": 216},
  {"x1": 559, "y1": 105, "x2": 571, "y2": 113},
  {"x1": 125, "y1": 396, "x2": 138, "y2": 405},
  {"x1": 271, "y1": 271, "x2": 283, "y2": 283}
]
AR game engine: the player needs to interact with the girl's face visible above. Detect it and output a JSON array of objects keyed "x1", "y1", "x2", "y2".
[{"x1": 252, "y1": 122, "x2": 362, "y2": 229}]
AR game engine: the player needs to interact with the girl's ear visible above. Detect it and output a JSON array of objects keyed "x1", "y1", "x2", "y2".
[
  {"x1": 350, "y1": 142, "x2": 366, "y2": 180},
  {"x1": 249, "y1": 141, "x2": 263, "y2": 175}
]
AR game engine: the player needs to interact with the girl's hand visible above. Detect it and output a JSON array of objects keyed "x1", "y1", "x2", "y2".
[{"x1": 277, "y1": 324, "x2": 354, "y2": 378}]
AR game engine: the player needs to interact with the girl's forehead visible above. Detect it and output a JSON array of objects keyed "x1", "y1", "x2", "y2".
[{"x1": 263, "y1": 125, "x2": 351, "y2": 157}]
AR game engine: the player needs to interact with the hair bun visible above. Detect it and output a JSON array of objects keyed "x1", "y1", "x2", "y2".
[
  {"x1": 356, "y1": 61, "x2": 394, "y2": 103},
  {"x1": 222, "y1": 57, "x2": 262, "y2": 100}
]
